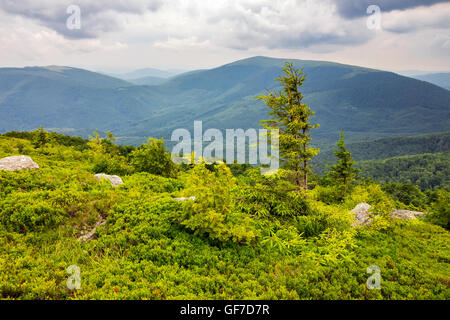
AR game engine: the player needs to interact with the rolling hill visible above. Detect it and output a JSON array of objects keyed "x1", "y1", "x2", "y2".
[{"x1": 1, "y1": 57, "x2": 449, "y2": 145}]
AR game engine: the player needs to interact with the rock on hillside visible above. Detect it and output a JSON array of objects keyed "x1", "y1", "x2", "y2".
[
  {"x1": 0, "y1": 155, "x2": 39, "y2": 171},
  {"x1": 173, "y1": 196, "x2": 196, "y2": 201},
  {"x1": 78, "y1": 217, "x2": 106, "y2": 242},
  {"x1": 350, "y1": 203, "x2": 425, "y2": 227},
  {"x1": 350, "y1": 203, "x2": 372, "y2": 227},
  {"x1": 94, "y1": 174, "x2": 123, "y2": 187},
  {"x1": 391, "y1": 209, "x2": 424, "y2": 220}
]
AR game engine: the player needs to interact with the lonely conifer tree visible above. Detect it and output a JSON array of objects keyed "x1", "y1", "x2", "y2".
[
  {"x1": 327, "y1": 131, "x2": 359, "y2": 192},
  {"x1": 33, "y1": 126, "x2": 48, "y2": 149},
  {"x1": 257, "y1": 62, "x2": 319, "y2": 190}
]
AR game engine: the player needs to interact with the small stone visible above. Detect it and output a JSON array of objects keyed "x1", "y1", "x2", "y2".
[{"x1": 173, "y1": 196, "x2": 196, "y2": 201}]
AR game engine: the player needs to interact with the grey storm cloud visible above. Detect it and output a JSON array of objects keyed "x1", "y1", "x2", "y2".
[
  {"x1": 1, "y1": 0, "x2": 448, "y2": 52},
  {"x1": 334, "y1": 0, "x2": 450, "y2": 18},
  {"x1": 0, "y1": 0, "x2": 373, "y2": 49},
  {"x1": 192, "y1": 1, "x2": 373, "y2": 51},
  {"x1": 224, "y1": 27, "x2": 370, "y2": 51},
  {"x1": 0, "y1": 0, "x2": 163, "y2": 39}
]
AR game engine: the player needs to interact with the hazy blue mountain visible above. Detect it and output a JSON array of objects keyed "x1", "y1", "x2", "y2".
[
  {"x1": 395, "y1": 70, "x2": 431, "y2": 77},
  {"x1": 128, "y1": 76, "x2": 167, "y2": 86},
  {"x1": 412, "y1": 73, "x2": 450, "y2": 90},
  {"x1": 0, "y1": 66, "x2": 133, "y2": 89},
  {"x1": 113, "y1": 68, "x2": 186, "y2": 80},
  {"x1": 0, "y1": 66, "x2": 158, "y2": 136},
  {"x1": 1, "y1": 57, "x2": 449, "y2": 145},
  {"x1": 118, "y1": 56, "x2": 450, "y2": 142}
]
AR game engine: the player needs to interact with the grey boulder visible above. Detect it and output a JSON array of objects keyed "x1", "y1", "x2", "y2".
[
  {"x1": 350, "y1": 203, "x2": 424, "y2": 227},
  {"x1": 390, "y1": 209, "x2": 424, "y2": 220},
  {"x1": 0, "y1": 155, "x2": 39, "y2": 171},
  {"x1": 350, "y1": 202, "x2": 372, "y2": 227},
  {"x1": 94, "y1": 173, "x2": 123, "y2": 187}
]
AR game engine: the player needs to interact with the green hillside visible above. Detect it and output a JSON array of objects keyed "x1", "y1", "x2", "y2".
[
  {"x1": 340, "y1": 131, "x2": 449, "y2": 161},
  {"x1": 313, "y1": 131, "x2": 450, "y2": 173},
  {"x1": 0, "y1": 133, "x2": 449, "y2": 299},
  {"x1": 1, "y1": 57, "x2": 449, "y2": 145},
  {"x1": 356, "y1": 152, "x2": 450, "y2": 190},
  {"x1": 312, "y1": 131, "x2": 450, "y2": 190}
]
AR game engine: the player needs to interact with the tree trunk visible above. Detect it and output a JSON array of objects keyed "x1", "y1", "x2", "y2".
[
  {"x1": 296, "y1": 161, "x2": 302, "y2": 191},
  {"x1": 303, "y1": 160, "x2": 308, "y2": 190},
  {"x1": 302, "y1": 130, "x2": 308, "y2": 190}
]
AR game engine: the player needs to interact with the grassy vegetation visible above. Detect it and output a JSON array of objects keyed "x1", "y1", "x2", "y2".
[{"x1": 0, "y1": 133, "x2": 448, "y2": 300}]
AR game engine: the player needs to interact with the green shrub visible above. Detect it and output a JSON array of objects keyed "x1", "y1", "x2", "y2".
[
  {"x1": 175, "y1": 164, "x2": 257, "y2": 244},
  {"x1": 313, "y1": 185, "x2": 345, "y2": 204},
  {"x1": 130, "y1": 138, "x2": 177, "y2": 178},
  {"x1": 91, "y1": 154, "x2": 133, "y2": 176},
  {"x1": 259, "y1": 223, "x2": 306, "y2": 255},
  {"x1": 234, "y1": 169, "x2": 311, "y2": 217},
  {"x1": 294, "y1": 215, "x2": 327, "y2": 238},
  {"x1": 121, "y1": 172, "x2": 183, "y2": 194}
]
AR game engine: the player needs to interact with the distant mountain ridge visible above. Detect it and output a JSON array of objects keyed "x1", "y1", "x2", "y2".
[
  {"x1": 411, "y1": 73, "x2": 450, "y2": 90},
  {"x1": 127, "y1": 76, "x2": 167, "y2": 86},
  {"x1": 1, "y1": 56, "x2": 449, "y2": 145},
  {"x1": 1, "y1": 65, "x2": 133, "y2": 89},
  {"x1": 111, "y1": 67, "x2": 186, "y2": 80},
  {"x1": 117, "y1": 56, "x2": 450, "y2": 143}
]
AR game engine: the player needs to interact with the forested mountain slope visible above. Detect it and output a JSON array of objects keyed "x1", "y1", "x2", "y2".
[{"x1": 1, "y1": 57, "x2": 449, "y2": 145}]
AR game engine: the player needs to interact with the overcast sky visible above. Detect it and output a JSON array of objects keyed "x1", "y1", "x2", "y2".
[{"x1": 0, "y1": 0, "x2": 449, "y2": 73}]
